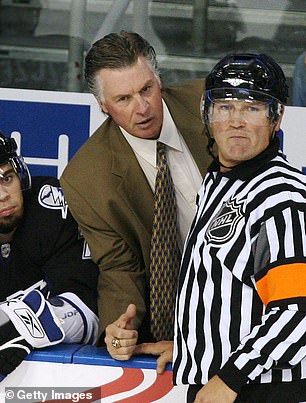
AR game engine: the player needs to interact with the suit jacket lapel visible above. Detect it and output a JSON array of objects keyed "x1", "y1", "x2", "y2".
[{"x1": 110, "y1": 123, "x2": 154, "y2": 237}]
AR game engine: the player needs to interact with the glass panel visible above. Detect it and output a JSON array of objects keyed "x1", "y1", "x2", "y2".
[{"x1": 0, "y1": 0, "x2": 305, "y2": 105}]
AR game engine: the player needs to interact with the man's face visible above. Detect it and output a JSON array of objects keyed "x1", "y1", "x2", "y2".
[
  {"x1": 95, "y1": 56, "x2": 163, "y2": 140},
  {"x1": 0, "y1": 163, "x2": 23, "y2": 234},
  {"x1": 209, "y1": 99, "x2": 283, "y2": 170}
]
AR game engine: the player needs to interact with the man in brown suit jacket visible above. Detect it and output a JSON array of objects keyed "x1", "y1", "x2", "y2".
[{"x1": 60, "y1": 31, "x2": 210, "y2": 362}]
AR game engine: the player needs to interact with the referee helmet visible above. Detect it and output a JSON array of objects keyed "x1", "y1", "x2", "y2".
[{"x1": 201, "y1": 53, "x2": 288, "y2": 155}]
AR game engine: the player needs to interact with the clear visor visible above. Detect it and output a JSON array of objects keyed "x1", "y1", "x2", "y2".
[{"x1": 204, "y1": 88, "x2": 276, "y2": 127}]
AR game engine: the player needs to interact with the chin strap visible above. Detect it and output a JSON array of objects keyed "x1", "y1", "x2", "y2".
[
  {"x1": 207, "y1": 138, "x2": 238, "y2": 170},
  {"x1": 207, "y1": 128, "x2": 278, "y2": 171}
]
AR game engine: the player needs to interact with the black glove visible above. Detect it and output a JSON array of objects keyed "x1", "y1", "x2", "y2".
[{"x1": 0, "y1": 316, "x2": 33, "y2": 379}]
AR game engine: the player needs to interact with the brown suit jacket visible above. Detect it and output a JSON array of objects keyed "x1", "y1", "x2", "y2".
[{"x1": 60, "y1": 79, "x2": 211, "y2": 340}]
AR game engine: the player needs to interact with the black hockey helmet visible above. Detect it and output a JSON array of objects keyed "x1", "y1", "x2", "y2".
[
  {"x1": 202, "y1": 53, "x2": 288, "y2": 133},
  {"x1": 201, "y1": 53, "x2": 288, "y2": 164},
  {"x1": 0, "y1": 131, "x2": 31, "y2": 191},
  {"x1": 204, "y1": 53, "x2": 288, "y2": 104}
]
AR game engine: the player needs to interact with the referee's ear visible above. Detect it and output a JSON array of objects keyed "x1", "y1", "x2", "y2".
[{"x1": 275, "y1": 105, "x2": 285, "y2": 132}]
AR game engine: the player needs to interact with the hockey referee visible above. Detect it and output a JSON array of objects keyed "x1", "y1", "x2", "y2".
[{"x1": 173, "y1": 53, "x2": 306, "y2": 402}]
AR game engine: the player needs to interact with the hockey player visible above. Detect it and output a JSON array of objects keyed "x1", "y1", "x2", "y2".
[{"x1": 0, "y1": 131, "x2": 99, "y2": 381}]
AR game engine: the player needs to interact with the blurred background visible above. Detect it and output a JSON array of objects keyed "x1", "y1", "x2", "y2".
[{"x1": 0, "y1": 0, "x2": 305, "y2": 105}]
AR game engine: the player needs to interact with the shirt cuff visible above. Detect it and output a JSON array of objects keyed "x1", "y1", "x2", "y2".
[{"x1": 217, "y1": 360, "x2": 249, "y2": 393}]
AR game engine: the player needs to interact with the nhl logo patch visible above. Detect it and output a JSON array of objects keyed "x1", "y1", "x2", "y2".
[
  {"x1": 206, "y1": 198, "x2": 244, "y2": 245},
  {"x1": 1, "y1": 243, "x2": 11, "y2": 258}
]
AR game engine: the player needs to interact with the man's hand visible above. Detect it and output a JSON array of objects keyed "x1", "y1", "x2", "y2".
[
  {"x1": 194, "y1": 375, "x2": 237, "y2": 403},
  {"x1": 105, "y1": 304, "x2": 138, "y2": 360},
  {"x1": 134, "y1": 341, "x2": 173, "y2": 374}
]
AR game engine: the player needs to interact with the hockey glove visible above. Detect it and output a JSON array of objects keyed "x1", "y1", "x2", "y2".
[{"x1": 0, "y1": 289, "x2": 65, "y2": 381}]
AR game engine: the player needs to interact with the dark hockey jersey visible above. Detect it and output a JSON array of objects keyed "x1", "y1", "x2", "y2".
[{"x1": 0, "y1": 176, "x2": 98, "y2": 315}]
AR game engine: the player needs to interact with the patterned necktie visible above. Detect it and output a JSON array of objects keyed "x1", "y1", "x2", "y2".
[{"x1": 149, "y1": 141, "x2": 180, "y2": 341}]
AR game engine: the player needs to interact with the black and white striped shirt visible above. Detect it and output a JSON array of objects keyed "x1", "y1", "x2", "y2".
[{"x1": 173, "y1": 139, "x2": 306, "y2": 392}]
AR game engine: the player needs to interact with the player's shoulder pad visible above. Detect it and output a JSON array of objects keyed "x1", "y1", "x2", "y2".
[{"x1": 31, "y1": 176, "x2": 68, "y2": 220}]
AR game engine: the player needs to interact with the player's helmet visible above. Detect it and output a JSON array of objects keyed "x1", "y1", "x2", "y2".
[
  {"x1": 201, "y1": 53, "x2": 288, "y2": 142},
  {"x1": 0, "y1": 131, "x2": 31, "y2": 190}
]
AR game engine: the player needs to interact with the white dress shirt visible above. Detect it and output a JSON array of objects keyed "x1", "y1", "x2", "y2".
[{"x1": 121, "y1": 100, "x2": 202, "y2": 250}]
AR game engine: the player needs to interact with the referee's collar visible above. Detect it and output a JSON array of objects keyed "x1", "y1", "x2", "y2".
[{"x1": 208, "y1": 136, "x2": 281, "y2": 180}]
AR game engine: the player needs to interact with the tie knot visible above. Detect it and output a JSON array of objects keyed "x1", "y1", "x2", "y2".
[{"x1": 157, "y1": 141, "x2": 167, "y2": 163}]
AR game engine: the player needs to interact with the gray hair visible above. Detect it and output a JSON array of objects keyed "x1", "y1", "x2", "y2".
[{"x1": 85, "y1": 31, "x2": 161, "y2": 100}]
